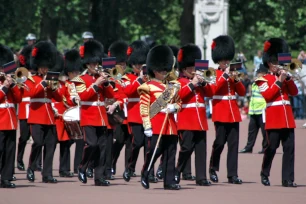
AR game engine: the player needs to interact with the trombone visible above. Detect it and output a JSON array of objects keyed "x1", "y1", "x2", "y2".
[
  {"x1": 274, "y1": 58, "x2": 302, "y2": 77},
  {"x1": 195, "y1": 67, "x2": 216, "y2": 83},
  {"x1": 0, "y1": 67, "x2": 29, "y2": 90}
]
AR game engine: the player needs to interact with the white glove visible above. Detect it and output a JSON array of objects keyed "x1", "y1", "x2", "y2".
[
  {"x1": 166, "y1": 104, "x2": 176, "y2": 113},
  {"x1": 144, "y1": 128, "x2": 153, "y2": 137}
]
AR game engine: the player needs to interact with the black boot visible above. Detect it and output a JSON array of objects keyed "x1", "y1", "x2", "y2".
[
  {"x1": 17, "y1": 161, "x2": 25, "y2": 171},
  {"x1": 156, "y1": 165, "x2": 163, "y2": 179},
  {"x1": 95, "y1": 178, "x2": 110, "y2": 186},
  {"x1": 209, "y1": 168, "x2": 218, "y2": 183},
  {"x1": 260, "y1": 173, "x2": 270, "y2": 186},
  {"x1": 174, "y1": 169, "x2": 181, "y2": 184},
  {"x1": 1, "y1": 180, "x2": 16, "y2": 188},
  {"x1": 228, "y1": 176, "x2": 243, "y2": 184},
  {"x1": 78, "y1": 168, "x2": 87, "y2": 184},
  {"x1": 182, "y1": 174, "x2": 196, "y2": 181},
  {"x1": 141, "y1": 171, "x2": 150, "y2": 189},
  {"x1": 164, "y1": 184, "x2": 181, "y2": 190},
  {"x1": 282, "y1": 180, "x2": 297, "y2": 188},
  {"x1": 26, "y1": 168, "x2": 35, "y2": 182},
  {"x1": 42, "y1": 176, "x2": 57, "y2": 183},
  {"x1": 86, "y1": 168, "x2": 93, "y2": 178},
  {"x1": 123, "y1": 168, "x2": 131, "y2": 182}
]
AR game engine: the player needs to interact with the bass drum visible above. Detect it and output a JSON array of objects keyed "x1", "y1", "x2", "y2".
[{"x1": 62, "y1": 106, "x2": 83, "y2": 140}]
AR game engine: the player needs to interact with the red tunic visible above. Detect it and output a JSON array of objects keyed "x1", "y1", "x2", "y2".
[
  {"x1": 73, "y1": 73, "x2": 115, "y2": 127},
  {"x1": 177, "y1": 77, "x2": 214, "y2": 131},
  {"x1": 28, "y1": 75, "x2": 62, "y2": 125},
  {"x1": 211, "y1": 69, "x2": 246, "y2": 123},
  {"x1": 122, "y1": 73, "x2": 143, "y2": 124},
  {"x1": 138, "y1": 80, "x2": 181, "y2": 135},
  {"x1": 17, "y1": 77, "x2": 35, "y2": 120},
  {"x1": 255, "y1": 74, "x2": 297, "y2": 129},
  {"x1": 0, "y1": 85, "x2": 23, "y2": 130}
]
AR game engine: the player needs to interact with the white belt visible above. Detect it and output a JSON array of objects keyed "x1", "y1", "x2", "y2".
[
  {"x1": 22, "y1": 97, "x2": 30, "y2": 102},
  {"x1": 213, "y1": 95, "x2": 237, "y2": 100},
  {"x1": 0, "y1": 103, "x2": 14, "y2": 108},
  {"x1": 182, "y1": 103, "x2": 205, "y2": 108},
  {"x1": 128, "y1": 98, "x2": 140, "y2": 102},
  {"x1": 80, "y1": 101, "x2": 105, "y2": 106},
  {"x1": 30, "y1": 98, "x2": 52, "y2": 103},
  {"x1": 266, "y1": 100, "x2": 290, "y2": 107}
]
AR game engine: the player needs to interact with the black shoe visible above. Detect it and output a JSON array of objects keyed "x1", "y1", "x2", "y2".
[
  {"x1": 148, "y1": 175, "x2": 158, "y2": 183},
  {"x1": 239, "y1": 148, "x2": 252, "y2": 153},
  {"x1": 111, "y1": 168, "x2": 116, "y2": 175},
  {"x1": 164, "y1": 184, "x2": 181, "y2": 190},
  {"x1": 86, "y1": 168, "x2": 93, "y2": 178},
  {"x1": 10, "y1": 176, "x2": 16, "y2": 181},
  {"x1": 258, "y1": 149, "x2": 265, "y2": 154},
  {"x1": 156, "y1": 166, "x2": 163, "y2": 179},
  {"x1": 95, "y1": 178, "x2": 110, "y2": 186},
  {"x1": 174, "y1": 170, "x2": 180, "y2": 184},
  {"x1": 141, "y1": 171, "x2": 150, "y2": 189},
  {"x1": 59, "y1": 171, "x2": 74, "y2": 178},
  {"x1": 196, "y1": 179, "x2": 211, "y2": 186},
  {"x1": 17, "y1": 161, "x2": 25, "y2": 171},
  {"x1": 78, "y1": 168, "x2": 87, "y2": 184},
  {"x1": 42, "y1": 176, "x2": 57, "y2": 183},
  {"x1": 123, "y1": 169, "x2": 131, "y2": 182},
  {"x1": 105, "y1": 175, "x2": 115, "y2": 180},
  {"x1": 209, "y1": 169, "x2": 218, "y2": 183},
  {"x1": 182, "y1": 174, "x2": 196, "y2": 181},
  {"x1": 282, "y1": 180, "x2": 297, "y2": 188},
  {"x1": 1, "y1": 180, "x2": 15, "y2": 188},
  {"x1": 261, "y1": 174, "x2": 270, "y2": 186},
  {"x1": 228, "y1": 176, "x2": 243, "y2": 184},
  {"x1": 26, "y1": 168, "x2": 35, "y2": 182}
]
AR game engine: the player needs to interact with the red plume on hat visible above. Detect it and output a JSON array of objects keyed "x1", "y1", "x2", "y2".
[
  {"x1": 79, "y1": 45, "x2": 85, "y2": 58},
  {"x1": 177, "y1": 49, "x2": 183, "y2": 62},
  {"x1": 211, "y1": 41, "x2": 216, "y2": 50},
  {"x1": 32, "y1": 47, "x2": 38, "y2": 57},
  {"x1": 263, "y1": 41, "x2": 271, "y2": 52},
  {"x1": 19, "y1": 55, "x2": 26, "y2": 66},
  {"x1": 127, "y1": 46, "x2": 133, "y2": 56}
]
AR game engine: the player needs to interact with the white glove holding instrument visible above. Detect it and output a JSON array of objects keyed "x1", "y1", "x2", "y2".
[
  {"x1": 160, "y1": 104, "x2": 177, "y2": 113},
  {"x1": 144, "y1": 128, "x2": 153, "y2": 137}
]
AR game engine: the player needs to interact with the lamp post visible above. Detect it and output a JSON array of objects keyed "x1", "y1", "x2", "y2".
[{"x1": 200, "y1": 18, "x2": 211, "y2": 60}]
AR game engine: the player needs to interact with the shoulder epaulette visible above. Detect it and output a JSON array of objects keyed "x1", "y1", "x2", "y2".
[
  {"x1": 255, "y1": 76, "x2": 268, "y2": 82},
  {"x1": 70, "y1": 76, "x2": 85, "y2": 84},
  {"x1": 28, "y1": 76, "x2": 35, "y2": 83}
]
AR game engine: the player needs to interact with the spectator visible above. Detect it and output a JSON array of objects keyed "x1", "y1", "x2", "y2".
[
  {"x1": 298, "y1": 50, "x2": 306, "y2": 65},
  {"x1": 253, "y1": 50, "x2": 263, "y2": 76}
]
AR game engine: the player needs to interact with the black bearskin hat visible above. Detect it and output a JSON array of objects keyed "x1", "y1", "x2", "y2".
[
  {"x1": 80, "y1": 40, "x2": 104, "y2": 65},
  {"x1": 127, "y1": 40, "x2": 149, "y2": 66},
  {"x1": 108, "y1": 41, "x2": 128, "y2": 63},
  {"x1": 19, "y1": 45, "x2": 33, "y2": 69},
  {"x1": 51, "y1": 51, "x2": 64, "y2": 72},
  {"x1": 30, "y1": 41, "x2": 57, "y2": 71},
  {"x1": 262, "y1": 38, "x2": 289, "y2": 68},
  {"x1": 169, "y1": 45, "x2": 179, "y2": 68},
  {"x1": 0, "y1": 44, "x2": 14, "y2": 67},
  {"x1": 211, "y1": 35, "x2": 235, "y2": 63},
  {"x1": 64, "y1": 49, "x2": 82, "y2": 75},
  {"x1": 146, "y1": 45, "x2": 174, "y2": 78},
  {"x1": 177, "y1": 44, "x2": 201, "y2": 71}
]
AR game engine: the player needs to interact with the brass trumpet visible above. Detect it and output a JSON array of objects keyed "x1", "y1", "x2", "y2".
[
  {"x1": 195, "y1": 67, "x2": 216, "y2": 83},
  {"x1": 229, "y1": 70, "x2": 245, "y2": 80},
  {"x1": 287, "y1": 58, "x2": 302, "y2": 74},
  {"x1": 109, "y1": 65, "x2": 124, "y2": 80},
  {"x1": 0, "y1": 67, "x2": 29, "y2": 89}
]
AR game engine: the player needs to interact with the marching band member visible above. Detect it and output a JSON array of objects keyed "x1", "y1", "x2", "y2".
[
  {"x1": 175, "y1": 44, "x2": 214, "y2": 186},
  {"x1": 26, "y1": 41, "x2": 61, "y2": 183},
  {"x1": 108, "y1": 41, "x2": 132, "y2": 176},
  {"x1": 209, "y1": 35, "x2": 245, "y2": 184},
  {"x1": 257, "y1": 38, "x2": 298, "y2": 187},
  {"x1": 138, "y1": 45, "x2": 181, "y2": 190},
  {"x1": 51, "y1": 51, "x2": 75, "y2": 178},
  {"x1": 61, "y1": 50, "x2": 83, "y2": 175},
  {"x1": 0, "y1": 45, "x2": 23, "y2": 188},
  {"x1": 16, "y1": 45, "x2": 42, "y2": 171},
  {"x1": 75, "y1": 40, "x2": 115, "y2": 186},
  {"x1": 122, "y1": 41, "x2": 158, "y2": 183}
]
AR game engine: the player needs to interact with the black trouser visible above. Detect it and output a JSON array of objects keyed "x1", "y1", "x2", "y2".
[
  {"x1": 29, "y1": 124, "x2": 57, "y2": 177},
  {"x1": 79, "y1": 126, "x2": 107, "y2": 179},
  {"x1": 59, "y1": 140, "x2": 74, "y2": 173},
  {"x1": 210, "y1": 122, "x2": 239, "y2": 177},
  {"x1": 0, "y1": 130, "x2": 16, "y2": 180},
  {"x1": 112, "y1": 124, "x2": 132, "y2": 171},
  {"x1": 177, "y1": 130, "x2": 207, "y2": 181},
  {"x1": 245, "y1": 114, "x2": 267, "y2": 150},
  {"x1": 74, "y1": 139, "x2": 84, "y2": 172},
  {"x1": 142, "y1": 135, "x2": 178, "y2": 185},
  {"x1": 17, "y1": 120, "x2": 42, "y2": 168},
  {"x1": 261, "y1": 129, "x2": 295, "y2": 181},
  {"x1": 127, "y1": 123, "x2": 154, "y2": 175},
  {"x1": 102, "y1": 129, "x2": 113, "y2": 178}
]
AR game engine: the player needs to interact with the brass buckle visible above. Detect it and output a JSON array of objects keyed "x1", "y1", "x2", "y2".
[
  {"x1": 228, "y1": 95, "x2": 232, "y2": 100},
  {"x1": 5, "y1": 103, "x2": 9, "y2": 108},
  {"x1": 282, "y1": 100, "x2": 286, "y2": 105}
]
